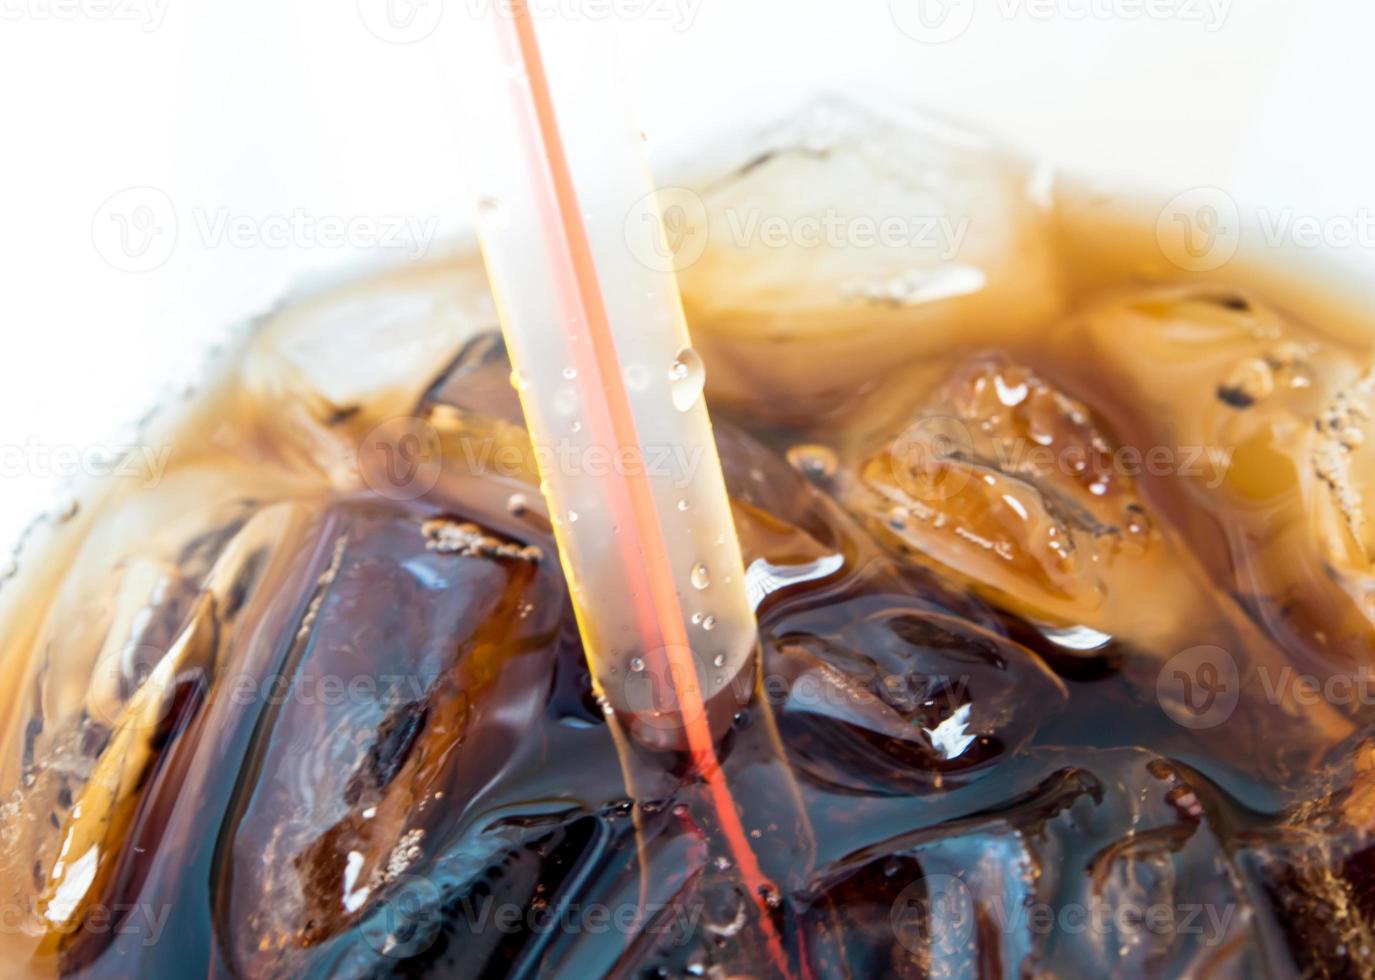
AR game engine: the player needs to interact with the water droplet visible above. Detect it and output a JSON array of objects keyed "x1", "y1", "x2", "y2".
[
  {"x1": 624, "y1": 364, "x2": 651, "y2": 391},
  {"x1": 570, "y1": 420, "x2": 582, "y2": 433},
  {"x1": 676, "y1": 498, "x2": 689, "y2": 512},
  {"x1": 690, "y1": 612, "x2": 702, "y2": 624},
  {"x1": 702, "y1": 615, "x2": 717, "y2": 631},
  {"x1": 690, "y1": 562, "x2": 710, "y2": 590},
  {"x1": 668, "y1": 347, "x2": 705, "y2": 412},
  {"x1": 562, "y1": 366, "x2": 578, "y2": 380},
  {"x1": 477, "y1": 196, "x2": 507, "y2": 229},
  {"x1": 509, "y1": 370, "x2": 527, "y2": 392},
  {"x1": 552, "y1": 387, "x2": 578, "y2": 416},
  {"x1": 507, "y1": 493, "x2": 529, "y2": 516},
  {"x1": 567, "y1": 510, "x2": 579, "y2": 523},
  {"x1": 629, "y1": 657, "x2": 645, "y2": 672},
  {"x1": 713, "y1": 855, "x2": 732, "y2": 871},
  {"x1": 712, "y1": 653, "x2": 725, "y2": 667}
]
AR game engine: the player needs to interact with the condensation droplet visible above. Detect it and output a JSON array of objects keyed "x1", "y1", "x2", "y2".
[
  {"x1": 690, "y1": 562, "x2": 710, "y2": 590},
  {"x1": 629, "y1": 657, "x2": 645, "y2": 672},
  {"x1": 477, "y1": 196, "x2": 507, "y2": 229},
  {"x1": 562, "y1": 366, "x2": 578, "y2": 381},
  {"x1": 668, "y1": 347, "x2": 705, "y2": 412},
  {"x1": 567, "y1": 510, "x2": 579, "y2": 523},
  {"x1": 712, "y1": 653, "x2": 725, "y2": 667},
  {"x1": 553, "y1": 388, "x2": 578, "y2": 416},
  {"x1": 624, "y1": 364, "x2": 651, "y2": 391},
  {"x1": 507, "y1": 493, "x2": 529, "y2": 516},
  {"x1": 676, "y1": 498, "x2": 689, "y2": 512},
  {"x1": 702, "y1": 615, "x2": 717, "y2": 631}
]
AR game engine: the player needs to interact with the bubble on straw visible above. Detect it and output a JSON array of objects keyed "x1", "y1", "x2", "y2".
[
  {"x1": 624, "y1": 363, "x2": 651, "y2": 391},
  {"x1": 477, "y1": 196, "x2": 509, "y2": 230},
  {"x1": 669, "y1": 347, "x2": 705, "y2": 411}
]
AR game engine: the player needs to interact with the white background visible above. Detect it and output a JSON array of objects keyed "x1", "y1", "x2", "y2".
[{"x1": 0, "y1": 0, "x2": 1370, "y2": 551}]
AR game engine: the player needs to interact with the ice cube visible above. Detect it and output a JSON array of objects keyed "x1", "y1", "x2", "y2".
[
  {"x1": 798, "y1": 749, "x2": 1267, "y2": 977},
  {"x1": 844, "y1": 352, "x2": 1210, "y2": 654},
  {"x1": 762, "y1": 588, "x2": 1066, "y2": 796},
  {"x1": 671, "y1": 96, "x2": 1064, "y2": 423},
  {"x1": 1067, "y1": 284, "x2": 1375, "y2": 667}
]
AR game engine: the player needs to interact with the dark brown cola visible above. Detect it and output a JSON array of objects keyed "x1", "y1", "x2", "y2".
[{"x1": 4, "y1": 106, "x2": 1375, "y2": 978}]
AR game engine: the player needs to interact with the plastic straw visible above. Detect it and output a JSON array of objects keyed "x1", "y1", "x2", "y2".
[{"x1": 444, "y1": 4, "x2": 787, "y2": 968}]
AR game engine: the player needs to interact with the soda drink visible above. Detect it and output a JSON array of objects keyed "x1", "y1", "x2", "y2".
[{"x1": 1, "y1": 100, "x2": 1372, "y2": 977}]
